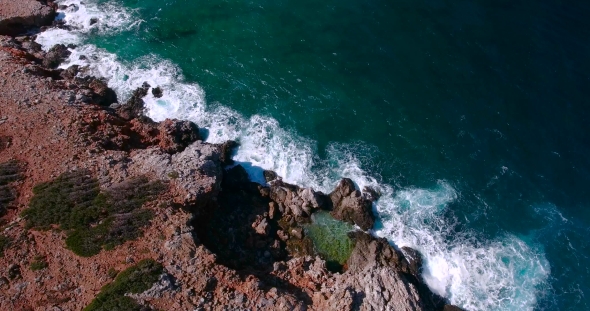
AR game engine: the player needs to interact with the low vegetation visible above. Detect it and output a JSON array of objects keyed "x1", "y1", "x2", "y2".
[
  {"x1": 22, "y1": 171, "x2": 166, "y2": 257},
  {"x1": 30, "y1": 255, "x2": 49, "y2": 271},
  {"x1": 0, "y1": 160, "x2": 21, "y2": 215},
  {"x1": 84, "y1": 259, "x2": 163, "y2": 311},
  {"x1": 0, "y1": 234, "x2": 11, "y2": 257},
  {"x1": 107, "y1": 268, "x2": 119, "y2": 279}
]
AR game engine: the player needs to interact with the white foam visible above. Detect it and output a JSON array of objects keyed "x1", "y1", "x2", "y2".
[
  {"x1": 35, "y1": 0, "x2": 139, "y2": 51},
  {"x1": 35, "y1": 1, "x2": 551, "y2": 310},
  {"x1": 373, "y1": 183, "x2": 551, "y2": 310}
]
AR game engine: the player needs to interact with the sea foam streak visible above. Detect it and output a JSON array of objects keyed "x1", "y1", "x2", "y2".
[{"x1": 35, "y1": 1, "x2": 551, "y2": 309}]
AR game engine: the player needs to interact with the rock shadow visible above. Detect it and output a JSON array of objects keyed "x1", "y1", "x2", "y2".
[{"x1": 194, "y1": 164, "x2": 312, "y2": 304}]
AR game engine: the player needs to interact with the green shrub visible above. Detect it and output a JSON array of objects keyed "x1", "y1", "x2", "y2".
[
  {"x1": 23, "y1": 171, "x2": 100, "y2": 230},
  {"x1": 0, "y1": 160, "x2": 22, "y2": 215},
  {"x1": 22, "y1": 171, "x2": 165, "y2": 257},
  {"x1": 107, "y1": 268, "x2": 119, "y2": 279},
  {"x1": 30, "y1": 256, "x2": 48, "y2": 271},
  {"x1": 0, "y1": 234, "x2": 11, "y2": 257},
  {"x1": 84, "y1": 259, "x2": 163, "y2": 311}
]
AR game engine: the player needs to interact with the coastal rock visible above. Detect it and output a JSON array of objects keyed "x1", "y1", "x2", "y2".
[
  {"x1": 401, "y1": 246, "x2": 424, "y2": 280},
  {"x1": 0, "y1": 0, "x2": 56, "y2": 36},
  {"x1": 130, "y1": 141, "x2": 223, "y2": 208},
  {"x1": 315, "y1": 232, "x2": 445, "y2": 311},
  {"x1": 0, "y1": 39, "x2": 458, "y2": 311},
  {"x1": 87, "y1": 77, "x2": 118, "y2": 106},
  {"x1": 263, "y1": 170, "x2": 278, "y2": 182},
  {"x1": 329, "y1": 178, "x2": 375, "y2": 230},
  {"x1": 152, "y1": 86, "x2": 163, "y2": 98},
  {"x1": 156, "y1": 119, "x2": 200, "y2": 154},
  {"x1": 42, "y1": 44, "x2": 71, "y2": 69},
  {"x1": 60, "y1": 64, "x2": 79, "y2": 79},
  {"x1": 217, "y1": 140, "x2": 238, "y2": 165},
  {"x1": 117, "y1": 83, "x2": 150, "y2": 120},
  {"x1": 269, "y1": 179, "x2": 326, "y2": 218}
]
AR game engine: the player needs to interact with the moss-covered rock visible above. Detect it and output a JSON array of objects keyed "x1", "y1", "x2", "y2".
[
  {"x1": 84, "y1": 259, "x2": 163, "y2": 311},
  {"x1": 304, "y1": 211, "x2": 355, "y2": 272},
  {"x1": 22, "y1": 171, "x2": 166, "y2": 257}
]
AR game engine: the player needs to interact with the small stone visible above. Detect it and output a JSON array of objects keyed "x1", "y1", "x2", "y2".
[
  {"x1": 152, "y1": 86, "x2": 163, "y2": 98},
  {"x1": 0, "y1": 276, "x2": 9, "y2": 288},
  {"x1": 268, "y1": 202, "x2": 278, "y2": 219},
  {"x1": 263, "y1": 170, "x2": 278, "y2": 182},
  {"x1": 254, "y1": 218, "x2": 269, "y2": 236},
  {"x1": 290, "y1": 227, "x2": 303, "y2": 239},
  {"x1": 277, "y1": 230, "x2": 289, "y2": 241},
  {"x1": 7, "y1": 264, "x2": 21, "y2": 280}
]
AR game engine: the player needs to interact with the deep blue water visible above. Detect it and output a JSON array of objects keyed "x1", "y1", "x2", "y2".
[{"x1": 40, "y1": 0, "x2": 590, "y2": 309}]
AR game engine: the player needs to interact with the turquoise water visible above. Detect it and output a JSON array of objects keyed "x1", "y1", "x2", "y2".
[{"x1": 38, "y1": 0, "x2": 590, "y2": 309}]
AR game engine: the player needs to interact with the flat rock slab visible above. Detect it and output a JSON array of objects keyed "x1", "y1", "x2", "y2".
[{"x1": 0, "y1": 0, "x2": 55, "y2": 35}]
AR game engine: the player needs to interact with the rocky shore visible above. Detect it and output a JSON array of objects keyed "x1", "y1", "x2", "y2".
[{"x1": 0, "y1": 4, "x2": 463, "y2": 311}]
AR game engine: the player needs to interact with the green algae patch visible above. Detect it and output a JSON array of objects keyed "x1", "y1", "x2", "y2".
[
  {"x1": 22, "y1": 171, "x2": 165, "y2": 257},
  {"x1": 84, "y1": 259, "x2": 163, "y2": 311},
  {"x1": 304, "y1": 211, "x2": 355, "y2": 271}
]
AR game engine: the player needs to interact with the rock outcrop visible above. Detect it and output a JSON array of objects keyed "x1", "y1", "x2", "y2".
[
  {"x1": 41, "y1": 43, "x2": 70, "y2": 68},
  {"x1": 130, "y1": 141, "x2": 223, "y2": 208},
  {"x1": 269, "y1": 179, "x2": 327, "y2": 218},
  {"x1": 329, "y1": 178, "x2": 375, "y2": 230},
  {"x1": 0, "y1": 0, "x2": 56, "y2": 35}
]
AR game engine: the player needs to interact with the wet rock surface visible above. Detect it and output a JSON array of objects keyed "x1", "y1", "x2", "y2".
[{"x1": 41, "y1": 43, "x2": 70, "y2": 69}]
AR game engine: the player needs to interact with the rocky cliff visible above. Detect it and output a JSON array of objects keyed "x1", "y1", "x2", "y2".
[{"x1": 0, "y1": 10, "x2": 464, "y2": 311}]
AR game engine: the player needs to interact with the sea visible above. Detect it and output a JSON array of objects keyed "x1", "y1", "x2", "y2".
[{"x1": 34, "y1": 0, "x2": 590, "y2": 310}]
